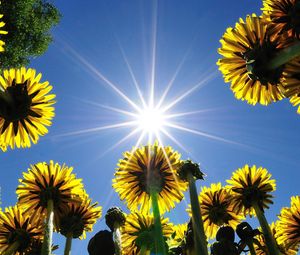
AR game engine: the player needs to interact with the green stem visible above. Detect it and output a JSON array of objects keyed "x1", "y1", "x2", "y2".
[
  {"x1": 113, "y1": 227, "x2": 122, "y2": 255},
  {"x1": 140, "y1": 245, "x2": 148, "y2": 255},
  {"x1": 247, "y1": 240, "x2": 256, "y2": 255},
  {"x1": 41, "y1": 199, "x2": 54, "y2": 255},
  {"x1": 150, "y1": 191, "x2": 166, "y2": 255},
  {"x1": 253, "y1": 203, "x2": 281, "y2": 255},
  {"x1": 3, "y1": 241, "x2": 20, "y2": 255},
  {"x1": 268, "y1": 41, "x2": 300, "y2": 69},
  {"x1": 187, "y1": 173, "x2": 208, "y2": 255},
  {"x1": 64, "y1": 232, "x2": 73, "y2": 255}
]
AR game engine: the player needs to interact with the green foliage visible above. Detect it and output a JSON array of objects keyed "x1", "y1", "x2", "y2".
[{"x1": 0, "y1": 0, "x2": 61, "y2": 69}]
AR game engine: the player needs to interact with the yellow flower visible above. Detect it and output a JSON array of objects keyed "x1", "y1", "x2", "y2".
[
  {"x1": 0, "y1": 205, "x2": 43, "y2": 254},
  {"x1": 113, "y1": 143, "x2": 188, "y2": 214},
  {"x1": 121, "y1": 212, "x2": 173, "y2": 254},
  {"x1": 187, "y1": 183, "x2": 244, "y2": 239},
  {"x1": 0, "y1": 14, "x2": 7, "y2": 52},
  {"x1": 217, "y1": 14, "x2": 286, "y2": 105},
  {"x1": 55, "y1": 197, "x2": 102, "y2": 239},
  {"x1": 167, "y1": 223, "x2": 187, "y2": 250},
  {"x1": 226, "y1": 165, "x2": 276, "y2": 216},
  {"x1": 16, "y1": 160, "x2": 85, "y2": 218},
  {"x1": 0, "y1": 67, "x2": 55, "y2": 150},
  {"x1": 276, "y1": 196, "x2": 300, "y2": 250},
  {"x1": 254, "y1": 222, "x2": 299, "y2": 255},
  {"x1": 262, "y1": 0, "x2": 300, "y2": 39}
]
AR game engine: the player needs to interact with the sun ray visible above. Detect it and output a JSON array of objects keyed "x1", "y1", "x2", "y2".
[
  {"x1": 58, "y1": 38, "x2": 142, "y2": 112},
  {"x1": 160, "y1": 128, "x2": 190, "y2": 155},
  {"x1": 166, "y1": 122, "x2": 249, "y2": 147},
  {"x1": 149, "y1": 0, "x2": 158, "y2": 108},
  {"x1": 99, "y1": 128, "x2": 143, "y2": 157},
  {"x1": 164, "y1": 108, "x2": 223, "y2": 119},
  {"x1": 156, "y1": 48, "x2": 191, "y2": 109},
  {"x1": 54, "y1": 121, "x2": 138, "y2": 138},
  {"x1": 162, "y1": 69, "x2": 219, "y2": 112},
  {"x1": 116, "y1": 39, "x2": 147, "y2": 108}
]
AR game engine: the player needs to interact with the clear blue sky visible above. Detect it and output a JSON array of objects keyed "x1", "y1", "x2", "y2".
[{"x1": 1, "y1": 0, "x2": 300, "y2": 254}]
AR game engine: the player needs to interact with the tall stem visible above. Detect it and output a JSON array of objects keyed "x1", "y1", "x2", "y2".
[
  {"x1": 140, "y1": 245, "x2": 148, "y2": 255},
  {"x1": 41, "y1": 199, "x2": 54, "y2": 255},
  {"x1": 3, "y1": 241, "x2": 20, "y2": 255},
  {"x1": 64, "y1": 232, "x2": 73, "y2": 255},
  {"x1": 268, "y1": 41, "x2": 300, "y2": 69},
  {"x1": 150, "y1": 191, "x2": 166, "y2": 255},
  {"x1": 113, "y1": 227, "x2": 122, "y2": 255},
  {"x1": 187, "y1": 173, "x2": 208, "y2": 255},
  {"x1": 253, "y1": 203, "x2": 281, "y2": 255}
]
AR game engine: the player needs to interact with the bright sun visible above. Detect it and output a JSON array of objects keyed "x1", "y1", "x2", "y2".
[{"x1": 137, "y1": 106, "x2": 165, "y2": 133}]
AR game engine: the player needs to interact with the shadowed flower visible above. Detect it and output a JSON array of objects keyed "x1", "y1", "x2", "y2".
[
  {"x1": 113, "y1": 143, "x2": 188, "y2": 214},
  {"x1": 276, "y1": 196, "x2": 300, "y2": 250},
  {"x1": 0, "y1": 205, "x2": 43, "y2": 254},
  {"x1": 24, "y1": 239, "x2": 59, "y2": 255},
  {"x1": 187, "y1": 183, "x2": 244, "y2": 239},
  {"x1": 55, "y1": 196, "x2": 102, "y2": 239},
  {"x1": 121, "y1": 212, "x2": 173, "y2": 254},
  {"x1": 254, "y1": 222, "x2": 298, "y2": 255},
  {"x1": 262, "y1": 0, "x2": 300, "y2": 39},
  {"x1": 0, "y1": 67, "x2": 55, "y2": 150},
  {"x1": 16, "y1": 160, "x2": 85, "y2": 217},
  {"x1": 0, "y1": 14, "x2": 7, "y2": 52},
  {"x1": 227, "y1": 165, "x2": 276, "y2": 216},
  {"x1": 217, "y1": 14, "x2": 287, "y2": 105}
]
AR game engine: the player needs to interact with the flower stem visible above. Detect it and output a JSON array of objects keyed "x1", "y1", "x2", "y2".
[
  {"x1": 247, "y1": 240, "x2": 256, "y2": 255},
  {"x1": 140, "y1": 245, "x2": 148, "y2": 255},
  {"x1": 253, "y1": 203, "x2": 281, "y2": 255},
  {"x1": 150, "y1": 190, "x2": 166, "y2": 255},
  {"x1": 64, "y1": 232, "x2": 73, "y2": 255},
  {"x1": 41, "y1": 199, "x2": 54, "y2": 255},
  {"x1": 268, "y1": 41, "x2": 300, "y2": 69},
  {"x1": 113, "y1": 226, "x2": 122, "y2": 255},
  {"x1": 187, "y1": 173, "x2": 208, "y2": 255},
  {"x1": 3, "y1": 241, "x2": 20, "y2": 255}
]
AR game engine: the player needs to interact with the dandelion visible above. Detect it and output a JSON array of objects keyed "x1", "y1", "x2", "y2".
[
  {"x1": 276, "y1": 196, "x2": 300, "y2": 250},
  {"x1": 121, "y1": 212, "x2": 173, "y2": 255},
  {"x1": 0, "y1": 205, "x2": 43, "y2": 255},
  {"x1": 55, "y1": 197, "x2": 102, "y2": 255},
  {"x1": 187, "y1": 183, "x2": 244, "y2": 239},
  {"x1": 227, "y1": 164, "x2": 279, "y2": 255},
  {"x1": 0, "y1": 13, "x2": 7, "y2": 52},
  {"x1": 16, "y1": 160, "x2": 85, "y2": 255},
  {"x1": 0, "y1": 68, "x2": 55, "y2": 150},
  {"x1": 217, "y1": 14, "x2": 287, "y2": 105}
]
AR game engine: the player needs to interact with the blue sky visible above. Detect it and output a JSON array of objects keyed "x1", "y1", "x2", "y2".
[{"x1": 1, "y1": 0, "x2": 300, "y2": 254}]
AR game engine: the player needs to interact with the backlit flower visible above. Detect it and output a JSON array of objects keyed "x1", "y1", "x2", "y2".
[
  {"x1": 290, "y1": 94, "x2": 300, "y2": 113},
  {"x1": 16, "y1": 160, "x2": 85, "y2": 218},
  {"x1": 187, "y1": 183, "x2": 244, "y2": 239},
  {"x1": 227, "y1": 165, "x2": 276, "y2": 216},
  {"x1": 217, "y1": 14, "x2": 286, "y2": 105},
  {"x1": 121, "y1": 212, "x2": 173, "y2": 254},
  {"x1": 0, "y1": 67, "x2": 55, "y2": 150},
  {"x1": 0, "y1": 14, "x2": 7, "y2": 52},
  {"x1": 276, "y1": 196, "x2": 300, "y2": 250},
  {"x1": 262, "y1": 0, "x2": 300, "y2": 39},
  {"x1": 113, "y1": 143, "x2": 188, "y2": 214},
  {"x1": 55, "y1": 197, "x2": 102, "y2": 239},
  {"x1": 0, "y1": 205, "x2": 43, "y2": 254}
]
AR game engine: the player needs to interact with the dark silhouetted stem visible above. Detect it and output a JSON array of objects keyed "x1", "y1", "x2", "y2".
[{"x1": 64, "y1": 232, "x2": 73, "y2": 255}]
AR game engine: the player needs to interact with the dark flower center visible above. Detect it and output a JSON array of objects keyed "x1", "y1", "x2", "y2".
[
  {"x1": 39, "y1": 186, "x2": 62, "y2": 208},
  {"x1": 133, "y1": 156, "x2": 167, "y2": 194},
  {"x1": 240, "y1": 186, "x2": 264, "y2": 209},
  {"x1": 242, "y1": 38, "x2": 283, "y2": 85},
  {"x1": 60, "y1": 213, "x2": 85, "y2": 238},
  {"x1": 7, "y1": 228, "x2": 31, "y2": 252},
  {"x1": 0, "y1": 80, "x2": 33, "y2": 122},
  {"x1": 209, "y1": 204, "x2": 232, "y2": 225}
]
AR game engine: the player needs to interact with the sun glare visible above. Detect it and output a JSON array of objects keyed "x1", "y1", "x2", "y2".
[{"x1": 137, "y1": 106, "x2": 166, "y2": 133}]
